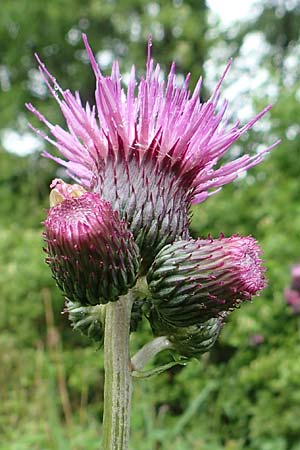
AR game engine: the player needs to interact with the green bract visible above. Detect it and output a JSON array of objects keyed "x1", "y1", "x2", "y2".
[{"x1": 147, "y1": 236, "x2": 265, "y2": 328}]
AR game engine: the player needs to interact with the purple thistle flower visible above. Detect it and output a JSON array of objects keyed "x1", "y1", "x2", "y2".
[
  {"x1": 284, "y1": 288, "x2": 300, "y2": 314},
  {"x1": 44, "y1": 180, "x2": 140, "y2": 305},
  {"x1": 290, "y1": 264, "x2": 300, "y2": 290},
  {"x1": 249, "y1": 334, "x2": 264, "y2": 346},
  {"x1": 27, "y1": 35, "x2": 278, "y2": 267},
  {"x1": 147, "y1": 235, "x2": 266, "y2": 327},
  {"x1": 284, "y1": 264, "x2": 300, "y2": 314}
]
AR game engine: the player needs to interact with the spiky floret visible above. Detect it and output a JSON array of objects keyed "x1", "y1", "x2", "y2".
[
  {"x1": 49, "y1": 177, "x2": 86, "y2": 206},
  {"x1": 44, "y1": 181, "x2": 140, "y2": 305},
  {"x1": 27, "y1": 36, "x2": 278, "y2": 265},
  {"x1": 147, "y1": 235, "x2": 266, "y2": 327}
]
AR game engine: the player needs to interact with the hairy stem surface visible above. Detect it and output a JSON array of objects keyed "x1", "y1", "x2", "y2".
[
  {"x1": 102, "y1": 294, "x2": 133, "y2": 450},
  {"x1": 131, "y1": 336, "x2": 172, "y2": 372}
]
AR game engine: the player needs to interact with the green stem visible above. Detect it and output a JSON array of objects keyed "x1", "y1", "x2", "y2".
[
  {"x1": 102, "y1": 293, "x2": 133, "y2": 450},
  {"x1": 131, "y1": 336, "x2": 173, "y2": 372}
]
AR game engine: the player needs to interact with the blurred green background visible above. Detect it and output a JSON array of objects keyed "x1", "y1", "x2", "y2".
[{"x1": 1, "y1": 1, "x2": 300, "y2": 449}]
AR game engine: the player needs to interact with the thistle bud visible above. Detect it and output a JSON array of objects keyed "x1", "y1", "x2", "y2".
[
  {"x1": 149, "y1": 308, "x2": 224, "y2": 359},
  {"x1": 65, "y1": 297, "x2": 144, "y2": 345},
  {"x1": 65, "y1": 300, "x2": 104, "y2": 344},
  {"x1": 147, "y1": 235, "x2": 266, "y2": 327},
  {"x1": 170, "y1": 318, "x2": 223, "y2": 359},
  {"x1": 44, "y1": 180, "x2": 140, "y2": 305},
  {"x1": 130, "y1": 298, "x2": 145, "y2": 332}
]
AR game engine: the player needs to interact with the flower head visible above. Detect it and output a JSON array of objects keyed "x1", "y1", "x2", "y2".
[
  {"x1": 44, "y1": 180, "x2": 140, "y2": 305},
  {"x1": 249, "y1": 334, "x2": 264, "y2": 346},
  {"x1": 290, "y1": 264, "x2": 300, "y2": 290},
  {"x1": 284, "y1": 288, "x2": 300, "y2": 314},
  {"x1": 147, "y1": 235, "x2": 266, "y2": 327},
  {"x1": 284, "y1": 264, "x2": 300, "y2": 314},
  {"x1": 27, "y1": 35, "x2": 278, "y2": 267}
]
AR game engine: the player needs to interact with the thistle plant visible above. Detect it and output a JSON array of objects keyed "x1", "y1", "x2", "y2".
[{"x1": 27, "y1": 35, "x2": 278, "y2": 450}]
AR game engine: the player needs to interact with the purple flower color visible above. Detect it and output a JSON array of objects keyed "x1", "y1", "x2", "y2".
[
  {"x1": 284, "y1": 288, "x2": 300, "y2": 314},
  {"x1": 147, "y1": 235, "x2": 266, "y2": 327},
  {"x1": 27, "y1": 35, "x2": 278, "y2": 203},
  {"x1": 291, "y1": 264, "x2": 300, "y2": 290},
  {"x1": 27, "y1": 36, "x2": 279, "y2": 266},
  {"x1": 44, "y1": 182, "x2": 140, "y2": 305},
  {"x1": 284, "y1": 264, "x2": 300, "y2": 314},
  {"x1": 249, "y1": 334, "x2": 264, "y2": 346}
]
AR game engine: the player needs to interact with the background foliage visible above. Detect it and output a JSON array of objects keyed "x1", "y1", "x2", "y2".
[{"x1": 1, "y1": 1, "x2": 300, "y2": 449}]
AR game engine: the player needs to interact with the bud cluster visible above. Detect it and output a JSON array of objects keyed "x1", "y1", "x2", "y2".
[
  {"x1": 43, "y1": 177, "x2": 267, "y2": 360},
  {"x1": 36, "y1": 36, "x2": 272, "y2": 361}
]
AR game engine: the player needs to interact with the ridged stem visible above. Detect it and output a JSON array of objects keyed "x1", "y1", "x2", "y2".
[{"x1": 102, "y1": 293, "x2": 133, "y2": 450}]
